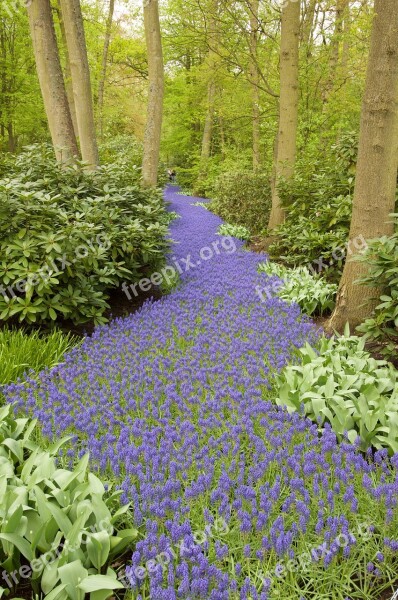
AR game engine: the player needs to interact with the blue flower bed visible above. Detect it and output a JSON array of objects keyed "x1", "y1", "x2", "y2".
[{"x1": 5, "y1": 187, "x2": 398, "y2": 599}]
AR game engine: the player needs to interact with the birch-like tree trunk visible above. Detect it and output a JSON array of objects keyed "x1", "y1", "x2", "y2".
[
  {"x1": 327, "y1": 0, "x2": 398, "y2": 331},
  {"x1": 142, "y1": 0, "x2": 164, "y2": 187},
  {"x1": 268, "y1": 0, "x2": 300, "y2": 230},
  {"x1": 27, "y1": 0, "x2": 78, "y2": 164},
  {"x1": 97, "y1": 0, "x2": 115, "y2": 137},
  {"x1": 59, "y1": 0, "x2": 99, "y2": 170}
]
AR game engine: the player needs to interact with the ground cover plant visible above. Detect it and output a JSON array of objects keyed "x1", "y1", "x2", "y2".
[
  {"x1": 5, "y1": 188, "x2": 398, "y2": 600},
  {"x1": 0, "y1": 404, "x2": 136, "y2": 600},
  {"x1": 275, "y1": 333, "x2": 398, "y2": 453},
  {"x1": 217, "y1": 223, "x2": 251, "y2": 241},
  {"x1": 0, "y1": 145, "x2": 169, "y2": 326},
  {"x1": 0, "y1": 328, "x2": 78, "y2": 387},
  {"x1": 258, "y1": 262, "x2": 338, "y2": 316}
]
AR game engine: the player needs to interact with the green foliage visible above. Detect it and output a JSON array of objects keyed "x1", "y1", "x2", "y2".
[
  {"x1": 217, "y1": 223, "x2": 251, "y2": 241},
  {"x1": 275, "y1": 333, "x2": 398, "y2": 453},
  {"x1": 269, "y1": 135, "x2": 358, "y2": 281},
  {"x1": 0, "y1": 328, "x2": 78, "y2": 385},
  {"x1": 98, "y1": 134, "x2": 143, "y2": 166},
  {"x1": 210, "y1": 171, "x2": 271, "y2": 234},
  {"x1": 191, "y1": 202, "x2": 209, "y2": 210},
  {"x1": 259, "y1": 262, "x2": 337, "y2": 316},
  {"x1": 0, "y1": 145, "x2": 169, "y2": 326},
  {"x1": 0, "y1": 404, "x2": 137, "y2": 599},
  {"x1": 356, "y1": 222, "x2": 398, "y2": 356},
  {"x1": 162, "y1": 211, "x2": 181, "y2": 225}
]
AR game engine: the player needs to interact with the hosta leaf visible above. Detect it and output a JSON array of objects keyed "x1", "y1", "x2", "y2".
[{"x1": 77, "y1": 574, "x2": 125, "y2": 593}]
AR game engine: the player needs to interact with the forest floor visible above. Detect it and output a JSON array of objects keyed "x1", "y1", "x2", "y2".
[{"x1": 5, "y1": 186, "x2": 397, "y2": 600}]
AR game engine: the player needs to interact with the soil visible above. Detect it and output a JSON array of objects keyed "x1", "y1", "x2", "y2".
[{"x1": 249, "y1": 234, "x2": 276, "y2": 254}]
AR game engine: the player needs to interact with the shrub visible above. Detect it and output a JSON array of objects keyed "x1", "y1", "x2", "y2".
[
  {"x1": 0, "y1": 145, "x2": 169, "y2": 325},
  {"x1": 275, "y1": 333, "x2": 398, "y2": 453},
  {"x1": 210, "y1": 171, "x2": 271, "y2": 234},
  {"x1": 269, "y1": 133, "x2": 358, "y2": 281},
  {"x1": 0, "y1": 404, "x2": 137, "y2": 599},
  {"x1": 356, "y1": 223, "x2": 398, "y2": 357},
  {"x1": 217, "y1": 223, "x2": 251, "y2": 241},
  {"x1": 98, "y1": 133, "x2": 143, "y2": 166},
  {"x1": 259, "y1": 261, "x2": 337, "y2": 315},
  {"x1": 0, "y1": 328, "x2": 78, "y2": 386}
]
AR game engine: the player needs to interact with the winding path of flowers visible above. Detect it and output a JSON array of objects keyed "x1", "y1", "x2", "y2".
[{"x1": 5, "y1": 187, "x2": 398, "y2": 599}]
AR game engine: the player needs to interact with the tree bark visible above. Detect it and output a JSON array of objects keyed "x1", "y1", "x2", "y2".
[
  {"x1": 301, "y1": 0, "x2": 317, "y2": 49},
  {"x1": 249, "y1": 0, "x2": 260, "y2": 171},
  {"x1": 268, "y1": 0, "x2": 300, "y2": 230},
  {"x1": 200, "y1": 79, "x2": 216, "y2": 165},
  {"x1": 142, "y1": 0, "x2": 164, "y2": 188},
  {"x1": 327, "y1": 0, "x2": 398, "y2": 332},
  {"x1": 323, "y1": 0, "x2": 349, "y2": 102},
  {"x1": 56, "y1": 0, "x2": 78, "y2": 142},
  {"x1": 59, "y1": 0, "x2": 99, "y2": 170},
  {"x1": 97, "y1": 0, "x2": 115, "y2": 137},
  {"x1": 199, "y1": 2, "x2": 219, "y2": 177},
  {"x1": 27, "y1": 0, "x2": 78, "y2": 164}
]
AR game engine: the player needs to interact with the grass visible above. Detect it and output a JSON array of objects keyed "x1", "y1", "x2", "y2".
[{"x1": 0, "y1": 327, "x2": 79, "y2": 386}]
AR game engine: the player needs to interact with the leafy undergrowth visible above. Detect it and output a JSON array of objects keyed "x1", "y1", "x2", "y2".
[
  {"x1": 0, "y1": 328, "x2": 78, "y2": 386},
  {"x1": 4, "y1": 188, "x2": 398, "y2": 599},
  {"x1": 0, "y1": 404, "x2": 136, "y2": 600},
  {"x1": 0, "y1": 144, "x2": 169, "y2": 326},
  {"x1": 275, "y1": 333, "x2": 398, "y2": 453},
  {"x1": 258, "y1": 262, "x2": 337, "y2": 316}
]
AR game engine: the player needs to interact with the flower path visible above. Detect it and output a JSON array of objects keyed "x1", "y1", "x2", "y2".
[{"x1": 5, "y1": 187, "x2": 398, "y2": 599}]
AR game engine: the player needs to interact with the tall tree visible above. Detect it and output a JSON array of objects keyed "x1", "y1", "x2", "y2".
[
  {"x1": 97, "y1": 0, "x2": 115, "y2": 137},
  {"x1": 56, "y1": 0, "x2": 78, "y2": 141},
  {"x1": 142, "y1": 0, "x2": 164, "y2": 187},
  {"x1": 59, "y1": 0, "x2": 99, "y2": 170},
  {"x1": 199, "y1": 4, "x2": 218, "y2": 176},
  {"x1": 27, "y1": 0, "x2": 78, "y2": 164},
  {"x1": 327, "y1": 0, "x2": 398, "y2": 331},
  {"x1": 268, "y1": 0, "x2": 300, "y2": 230},
  {"x1": 248, "y1": 0, "x2": 260, "y2": 170}
]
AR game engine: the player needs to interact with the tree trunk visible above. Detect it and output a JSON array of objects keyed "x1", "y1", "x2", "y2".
[
  {"x1": 199, "y1": 2, "x2": 218, "y2": 177},
  {"x1": 301, "y1": 0, "x2": 317, "y2": 49},
  {"x1": 7, "y1": 122, "x2": 16, "y2": 152},
  {"x1": 97, "y1": 0, "x2": 115, "y2": 137},
  {"x1": 56, "y1": 0, "x2": 78, "y2": 141},
  {"x1": 327, "y1": 0, "x2": 398, "y2": 332},
  {"x1": 27, "y1": 0, "x2": 78, "y2": 164},
  {"x1": 142, "y1": 0, "x2": 164, "y2": 188},
  {"x1": 59, "y1": 0, "x2": 99, "y2": 170},
  {"x1": 249, "y1": 0, "x2": 260, "y2": 170},
  {"x1": 200, "y1": 79, "x2": 216, "y2": 165},
  {"x1": 323, "y1": 0, "x2": 349, "y2": 102},
  {"x1": 268, "y1": 0, "x2": 300, "y2": 230}
]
